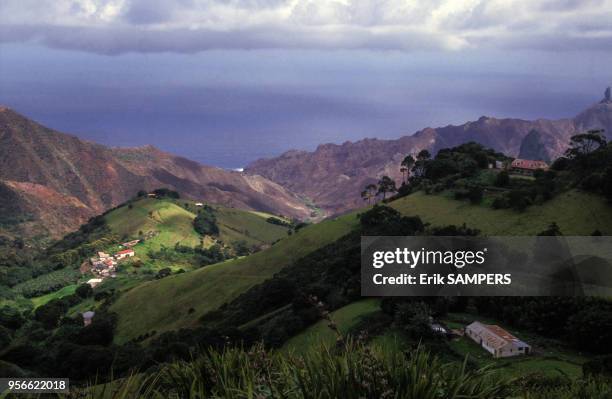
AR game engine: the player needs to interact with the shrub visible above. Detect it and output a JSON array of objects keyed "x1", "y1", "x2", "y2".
[
  {"x1": 75, "y1": 283, "x2": 93, "y2": 299},
  {"x1": 494, "y1": 170, "x2": 510, "y2": 187},
  {"x1": 492, "y1": 195, "x2": 510, "y2": 209},
  {"x1": 193, "y1": 209, "x2": 219, "y2": 236},
  {"x1": 156, "y1": 268, "x2": 172, "y2": 279},
  {"x1": 266, "y1": 217, "x2": 291, "y2": 227}
]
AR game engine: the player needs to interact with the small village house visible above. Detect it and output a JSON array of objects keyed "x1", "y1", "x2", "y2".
[
  {"x1": 86, "y1": 278, "x2": 103, "y2": 288},
  {"x1": 82, "y1": 311, "x2": 95, "y2": 326},
  {"x1": 121, "y1": 239, "x2": 140, "y2": 248},
  {"x1": 465, "y1": 321, "x2": 531, "y2": 358},
  {"x1": 195, "y1": 202, "x2": 204, "y2": 207},
  {"x1": 115, "y1": 248, "x2": 135, "y2": 260},
  {"x1": 510, "y1": 159, "x2": 548, "y2": 176}
]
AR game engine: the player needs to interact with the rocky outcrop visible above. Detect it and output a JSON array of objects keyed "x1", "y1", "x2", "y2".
[
  {"x1": 0, "y1": 108, "x2": 311, "y2": 241},
  {"x1": 518, "y1": 130, "x2": 552, "y2": 162},
  {"x1": 602, "y1": 87, "x2": 611, "y2": 104}
]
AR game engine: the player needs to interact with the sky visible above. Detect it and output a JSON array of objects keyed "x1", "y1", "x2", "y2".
[{"x1": 1, "y1": 1, "x2": 612, "y2": 169}]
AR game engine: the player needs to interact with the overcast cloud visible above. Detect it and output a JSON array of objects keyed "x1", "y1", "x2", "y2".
[
  {"x1": 1, "y1": 0, "x2": 612, "y2": 54},
  {"x1": 1, "y1": 1, "x2": 611, "y2": 168}
]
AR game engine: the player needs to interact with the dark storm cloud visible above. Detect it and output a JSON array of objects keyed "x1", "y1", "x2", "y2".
[{"x1": 0, "y1": 23, "x2": 452, "y2": 55}]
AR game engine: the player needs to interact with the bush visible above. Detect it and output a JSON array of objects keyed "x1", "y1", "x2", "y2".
[
  {"x1": 507, "y1": 189, "x2": 532, "y2": 211},
  {"x1": 583, "y1": 355, "x2": 612, "y2": 377},
  {"x1": 156, "y1": 268, "x2": 172, "y2": 279},
  {"x1": 492, "y1": 195, "x2": 510, "y2": 209},
  {"x1": 152, "y1": 188, "x2": 180, "y2": 199},
  {"x1": 34, "y1": 299, "x2": 69, "y2": 329},
  {"x1": 266, "y1": 217, "x2": 291, "y2": 227},
  {"x1": 193, "y1": 209, "x2": 219, "y2": 236},
  {"x1": 0, "y1": 306, "x2": 25, "y2": 329},
  {"x1": 75, "y1": 283, "x2": 93, "y2": 299},
  {"x1": 494, "y1": 171, "x2": 510, "y2": 187},
  {"x1": 394, "y1": 301, "x2": 436, "y2": 339}
]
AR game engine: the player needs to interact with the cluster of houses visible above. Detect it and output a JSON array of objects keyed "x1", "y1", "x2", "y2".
[
  {"x1": 431, "y1": 319, "x2": 531, "y2": 358},
  {"x1": 85, "y1": 241, "x2": 138, "y2": 287}
]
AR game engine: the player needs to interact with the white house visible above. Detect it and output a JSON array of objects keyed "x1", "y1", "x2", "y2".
[
  {"x1": 195, "y1": 202, "x2": 204, "y2": 207},
  {"x1": 114, "y1": 249, "x2": 135, "y2": 260},
  {"x1": 465, "y1": 321, "x2": 531, "y2": 358},
  {"x1": 87, "y1": 278, "x2": 103, "y2": 288}
]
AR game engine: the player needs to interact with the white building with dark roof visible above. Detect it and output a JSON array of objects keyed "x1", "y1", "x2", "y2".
[{"x1": 466, "y1": 321, "x2": 531, "y2": 358}]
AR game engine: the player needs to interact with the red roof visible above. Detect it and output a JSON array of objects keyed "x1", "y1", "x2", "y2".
[
  {"x1": 511, "y1": 159, "x2": 548, "y2": 170},
  {"x1": 115, "y1": 249, "x2": 134, "y2": 255}
]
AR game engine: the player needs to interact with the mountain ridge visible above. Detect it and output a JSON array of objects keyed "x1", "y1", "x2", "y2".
[
  {"x1": 246, "y1": 90, "x2": 612, "y2": 215},
  {"x1": 0, "y1": 107, "x2": 311, "y2": 241}
]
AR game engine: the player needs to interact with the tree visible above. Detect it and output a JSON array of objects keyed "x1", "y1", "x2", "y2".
[
  {"x1": 412, "y1": 149, "x2": 431, "y2": 178},
  {"x1": 75, "y1": 284, "x2": 93, "y2": 299},
  {"x1": 417, "y1": 149, "x2": 431, "y2": 160},
  {"x1": 394, "y1": 301, "x2": 435, "y2": 339},
  {"x1": 565, "y1": 130, "x2": 607, "y2": 160},
  {"x1": 35, "y1": 299, "x2": 68, "y2": 329},
  {"x1": 361, "y1": 184, "x2": 377, "y2": 204},
  {"x1": 377, "y1": 176, "x2": 397, "y2": 200},
  {"x1": 152, "y1": 188, "x2": 180, "y2": 199},
  {"x1": 494, "y1": 170, "x2": 510, "y2": 187},
  {"x1": 193, "y1": 209, "x2": 219, "y2": 236},
  {"x1": 400, "y1": 155, "x2": 415, "y2": 184}
]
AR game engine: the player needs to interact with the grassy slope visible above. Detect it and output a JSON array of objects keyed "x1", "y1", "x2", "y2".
[
  {"x1": 106, "y1": 199, "x2": 290, "y2": 255},
  {"x1": 110, "y1": 213, "x2": 359, "y2": 343},
  {"x1": 111, "y1": 189, "x2": 612, "y2": 343},
  {"x1": 283, "y1": 299, "x2": 381, "y2": 354},
  {"x1": 105, "y1": 199, "x2": 201, "y2": 256},
  {"x1": 390, "y1": 190, "x2": 612, "y2": 235},
  {"x1": 215, "y1": 207, "x2": 289, "y2": 247},
  {"x1": 31, "y1": 284, "x2": 77, "y2": 308}
]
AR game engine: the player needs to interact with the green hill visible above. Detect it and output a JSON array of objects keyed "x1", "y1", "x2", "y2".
[
  {"x1": 106, "y1": 198, "x2": 202, "y2": 253},
  {"x1": 110, "y1": 211, "x2": 359, "y2": 343},
  {"x1": 105, "y1": 198, "x2": 291, "y2": 255},
  {"x1": 110, "y1": 189, "x2": 612, "y2": 343},
  {"x1": 25, "y1": 198, "x2": 293, "y2": 309},
  {"x1": 390, "y1": 190, "x2": 612, "y2": 236}
]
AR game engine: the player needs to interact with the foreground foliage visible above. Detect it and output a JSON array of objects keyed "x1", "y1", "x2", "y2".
[
  {"x1": 62, "y1": 343, "x2": 510, "y2": 399},
  {"x1": 50, "y1": 342, "x2": 612, "y2": 399}
]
